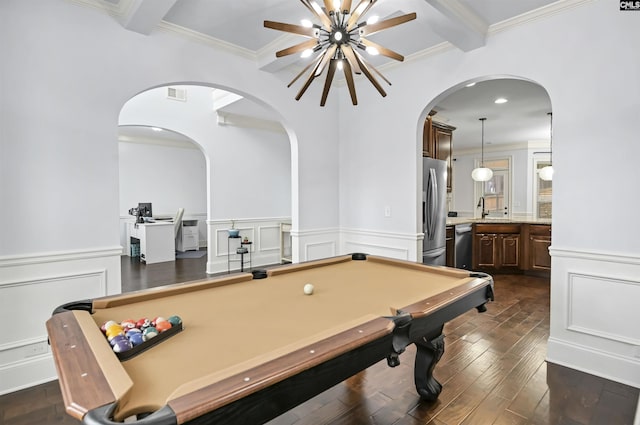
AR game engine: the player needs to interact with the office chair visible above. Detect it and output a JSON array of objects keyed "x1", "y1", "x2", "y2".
[{"x1": 173, "y1": 208, "x2": 185, "y2": 239}]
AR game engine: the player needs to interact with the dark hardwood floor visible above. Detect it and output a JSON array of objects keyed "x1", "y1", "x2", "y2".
[{"x1": 1, "y1": 253, "x2": 637, "y2": 425}]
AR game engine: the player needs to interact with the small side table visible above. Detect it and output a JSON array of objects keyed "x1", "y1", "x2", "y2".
[{"x1": 227, "y1": 236, "x2": 252, "y2": 273}]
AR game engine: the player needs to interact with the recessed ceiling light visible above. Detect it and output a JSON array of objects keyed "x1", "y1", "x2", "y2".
[
  {"x1": 465, "y1": 82, "x2": 476, "y2": 87},
  {"x1": 151, "y1": 127, "x2": 163, "y2": 132},
  {"x1": 494, "y1": 98, "x2": 508, "y2": 104}
]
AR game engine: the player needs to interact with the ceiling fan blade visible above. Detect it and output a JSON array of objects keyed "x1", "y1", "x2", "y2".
[
  {"x1": 320, "y1": 60, "x2": 338, "y2": 106},
  {"x1": 314, "y1": 44, "x2": 337, "y2": 76},
  {"x1": 360, "y1": 37, "x2": 404, "y2": 61},
  {"x1": 359, "y1": 12, "x2": 417, "y2": 37},
  {"x1": 358, "y1": 53, "x2": 392, "y2": 86},
  {"x1": 340, "y1": 45, "x2": 362, "y2": 74},
  {"x1": 342, "y1": 60, "x2": 358, "y2": 105},
  {"x1": 295, "y1": 54, "x2": 326, "y2": 100},
  {"x1": 288, "y1": 54, "x2": 323, "y2": 88},
  {"x1": 299, "y1": 0, "x2": 333, "y2": 30},
  {"x1": 264, "y1": 20, "x2": 317, "y2": 38},
  {"x1": 346, "y1": 0, "x2": 377, "y2": 30},
  {"x1": 353, "y1": 52, "x2": 386, "y2": 97},
  {"x1": 323, "y1": 0, "x2": 336, "y2": 14},
  {"x1": 276, "y1": 39, "x2": 319, "y2": 57},
  {"x1": 341, "y1": 0, "x2": 353, "y2": 13}
]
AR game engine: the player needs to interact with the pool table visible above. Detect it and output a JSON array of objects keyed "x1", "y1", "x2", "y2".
[{"x1": 46, "y1": 253, "x2": 493, "y2": 425}]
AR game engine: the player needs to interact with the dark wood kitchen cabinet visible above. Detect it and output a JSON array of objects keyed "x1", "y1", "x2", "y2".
[
  {"x1": 473, "y1": 223, "x2": 521, "y2": 271},
  {"x1": 525, "y1": 224, "x2": 552, "y2": 271},
  {"x1": 423, "y1": 114, "x2": 455, "y2": 192},
  {"x1": 445, "y1": 226, "x2": 455, "y2": 267}
]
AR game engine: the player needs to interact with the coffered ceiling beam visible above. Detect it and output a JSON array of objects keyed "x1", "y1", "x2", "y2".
[
  {"x1": 122, "y1": 0, "x2": 178, "y2": 35},
  {"x1": 423, "y1": 0, "x2": 487, "y2": 52}
]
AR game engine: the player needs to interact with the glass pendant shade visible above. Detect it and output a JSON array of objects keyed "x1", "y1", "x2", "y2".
[
  {"x1": 471, "y1": 167, "x2": 494, "y2": 182},
  {"x1": 539, "y1": 165, "x2": 554, "y2": 181},
  {"x1": 472, "y1": 117, "x2": 492, "y2": 182}
]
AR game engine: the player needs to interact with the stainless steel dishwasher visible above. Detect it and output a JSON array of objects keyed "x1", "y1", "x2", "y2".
[{"x1": 454, "y1": 224, "x2": 473, "y2": 270}]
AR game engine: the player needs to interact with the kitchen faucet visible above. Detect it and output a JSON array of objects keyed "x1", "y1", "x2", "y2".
[{"x1": 477, "y1": 196, "x2": 489, "y2": 219}]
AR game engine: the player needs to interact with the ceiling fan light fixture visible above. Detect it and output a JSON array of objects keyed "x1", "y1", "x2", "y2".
[
  {"x1": 264, "y1": 1, "x2": 416, "y2": 106},
  {"x1": 367, "y1": 15, "x2": 379, "y2": 25},
  {"x1": 300, "y1": 19, "x2": 313, "y2": 28}
]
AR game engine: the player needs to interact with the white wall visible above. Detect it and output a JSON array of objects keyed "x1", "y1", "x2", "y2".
[
  {"x1": 2, "y1": 0, "x2": 639, "y2": 395},
  {"x1": 0, "y1": 0, "x2": 338, "y2": 393},
  {"x1": 339, "y1": 0, "x2": 640, "y2": 387}
]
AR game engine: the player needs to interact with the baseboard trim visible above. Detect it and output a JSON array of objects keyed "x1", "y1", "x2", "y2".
[{"x1": 547, "y1": 337, "x2": 640, "y2": 389}]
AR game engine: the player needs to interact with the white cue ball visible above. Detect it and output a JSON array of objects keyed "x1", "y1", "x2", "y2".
[{"x1": 303, "y1": 283, "x2": 314, "y2": 295}]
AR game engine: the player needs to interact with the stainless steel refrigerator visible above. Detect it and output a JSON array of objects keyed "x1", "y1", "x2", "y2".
[{"x1": 422, "y1": 158, "x2": 447, "y2": 266}]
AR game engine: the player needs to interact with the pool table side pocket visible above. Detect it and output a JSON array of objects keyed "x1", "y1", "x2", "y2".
[{"x1": 46, "y1": 310, "x2": 133, "y2": 421}]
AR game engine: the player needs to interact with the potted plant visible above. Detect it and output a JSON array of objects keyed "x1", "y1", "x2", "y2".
[{"x1": 228, "y1": 220, "x2": 239, "y2": 237}]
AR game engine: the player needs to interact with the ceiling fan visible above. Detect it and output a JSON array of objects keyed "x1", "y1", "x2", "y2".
[{"x1": 264, "y1": 0, "x2": 416, "y2": 106}]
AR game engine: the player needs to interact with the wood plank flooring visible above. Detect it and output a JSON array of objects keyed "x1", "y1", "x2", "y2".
[{"x1": 1, "y1": 253, "x2": 637, "y2": 425}]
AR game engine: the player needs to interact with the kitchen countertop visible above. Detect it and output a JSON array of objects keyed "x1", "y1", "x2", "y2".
[{"x1": 446, "y1": 217, "x2": 552, "y2": 226}]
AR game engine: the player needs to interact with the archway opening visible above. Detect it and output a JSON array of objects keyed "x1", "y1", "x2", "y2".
[{"x1": 118, "y1": 83, "x2": 294, "y2": 276}]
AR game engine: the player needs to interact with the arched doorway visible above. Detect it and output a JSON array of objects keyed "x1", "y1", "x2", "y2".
[
  {"x1": 417, "y1": 77, "x2": 552, "y2": 267},
  {"x1": 118, "y1": 84, "x2": 294, "y2": 275}
]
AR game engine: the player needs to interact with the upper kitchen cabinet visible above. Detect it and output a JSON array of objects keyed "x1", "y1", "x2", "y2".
[{"x1": 423, "y1": 112, "x2": 455, "y2": 192}]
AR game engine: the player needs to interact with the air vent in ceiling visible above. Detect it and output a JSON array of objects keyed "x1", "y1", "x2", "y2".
[{"x1": 167, "y1": 87, "x2": 187, "y2": 102}]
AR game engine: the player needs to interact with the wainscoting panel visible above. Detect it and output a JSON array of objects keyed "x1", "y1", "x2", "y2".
[
  {"x1": 0, "y1": 247, "x2": 122, "y2": 395},
  {"x1": 547, "y1": 247, "x2": 640, "y2": 389},
  {"x1": 206, "y1": 217, "x2": 290, "y2": 274},
  {"x1": 567, "y1": 273, "x2": 640, "y2": 345},
  {"x1": 341, "y1": 228, "x2": 422, "y2": 262}
]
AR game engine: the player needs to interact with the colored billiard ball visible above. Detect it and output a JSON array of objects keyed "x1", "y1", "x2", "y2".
[
  {"x1": 109, "y1": 334, "x2": 127, "y2": 346},
  {"x1": 167, "y1": 315, "x2": 182, "y2": 327},
  {"x1": 128, "y1": 333, "x2": 144, "y2": 346},
  {"x1": 155, "y1": 321, "x2": 172, "y2": 332},
  {"x1": 101, "y1": 320, "x2": 118, "y2": 333},
  {"x1": 136, "y1": 318, "x2": 151, "y2": 329},
  {"x1": 142, "y1": 327, "x2": 158, "y2": 341},
  {"x1": 113, "y1": 338, "x2": 133, "y2": 353},
  {"x1": 303, "y1": 283, "x2": 314, "y2": 295},
  {"x1": 125, "y1": 328, "x2": 141, "y2": 338}
]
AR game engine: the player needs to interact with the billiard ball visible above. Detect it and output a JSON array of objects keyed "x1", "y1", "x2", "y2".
[
  {"x1": 109, "y1": 334, "x2": 127, "y2": 346},
  {"x1": 128, "y1": 332, "x2": 144, "y2": 346},
  {"x1": 143, "y1": 327, "x2": 158, "y2": 341},
  {"x1": 167, "y1": 315, "x2": 182, "y2": 327},
  {"x1": 155, "y1": 321, "x2": 172, "y2": 332},
  {"x1": 113, "y1": 338, "x2": 133, "y2": 353},
  {"x1": 303, "y1": 283, "x2": 314, "y2": 295}
]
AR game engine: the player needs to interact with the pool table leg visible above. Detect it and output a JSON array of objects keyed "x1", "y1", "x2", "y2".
[{"x1": 414, "y1": 331, "x2": 445, "y2": 401}]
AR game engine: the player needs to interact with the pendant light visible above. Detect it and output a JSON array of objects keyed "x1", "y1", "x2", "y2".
[
  {"x1": 471, "y1": 118, "x2": 493, "y2": 182},
  {"x1": 539, "y1": 112, "x2": 554, "y2": 181}
]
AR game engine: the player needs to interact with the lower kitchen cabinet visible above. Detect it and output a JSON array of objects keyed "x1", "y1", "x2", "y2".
[
  {"x1": 472, "y1": 222, "x2": 551, "y2": 275},
  {"x1": 473, "y1": 224, "x2": 521, "y2": 271},
  {"x1": 525, "y1": 224, "x2": 552, "y2": 271},
  {"x1": 445, "y1": 226, "x2": 455, "y2": 267}
]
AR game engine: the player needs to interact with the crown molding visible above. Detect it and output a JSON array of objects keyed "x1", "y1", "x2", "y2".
[
  {"x1": 454, "y1": 140, "x2": 550, "y2": 156},
  {"x1": 489, "y1": 0, "x2": 595, "y2": 36},
  {"x1": 155, "y1": 21, "x2": 257, "y2": 61}
]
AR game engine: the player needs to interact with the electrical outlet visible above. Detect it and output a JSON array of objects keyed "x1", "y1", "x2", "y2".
[{"x1": 384, "y1": 206, "x2": 391, "y2": 217}]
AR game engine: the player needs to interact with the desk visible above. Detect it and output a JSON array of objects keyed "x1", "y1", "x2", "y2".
[
  {"x1": 46, "y1": 254, "x2": 493, "y2": 425},
  {"x1": 127, "y1": 222, "x2": 174, "y2": 264}
]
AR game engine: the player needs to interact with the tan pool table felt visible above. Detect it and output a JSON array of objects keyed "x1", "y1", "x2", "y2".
[{"x1": 77, "y1": 256, "x2": 476, "y2": 420}]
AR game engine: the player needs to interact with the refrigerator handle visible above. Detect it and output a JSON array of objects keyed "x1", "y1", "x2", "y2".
[{"x1": 426, "y1": 168, "x2": 438, "y2": 240}]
